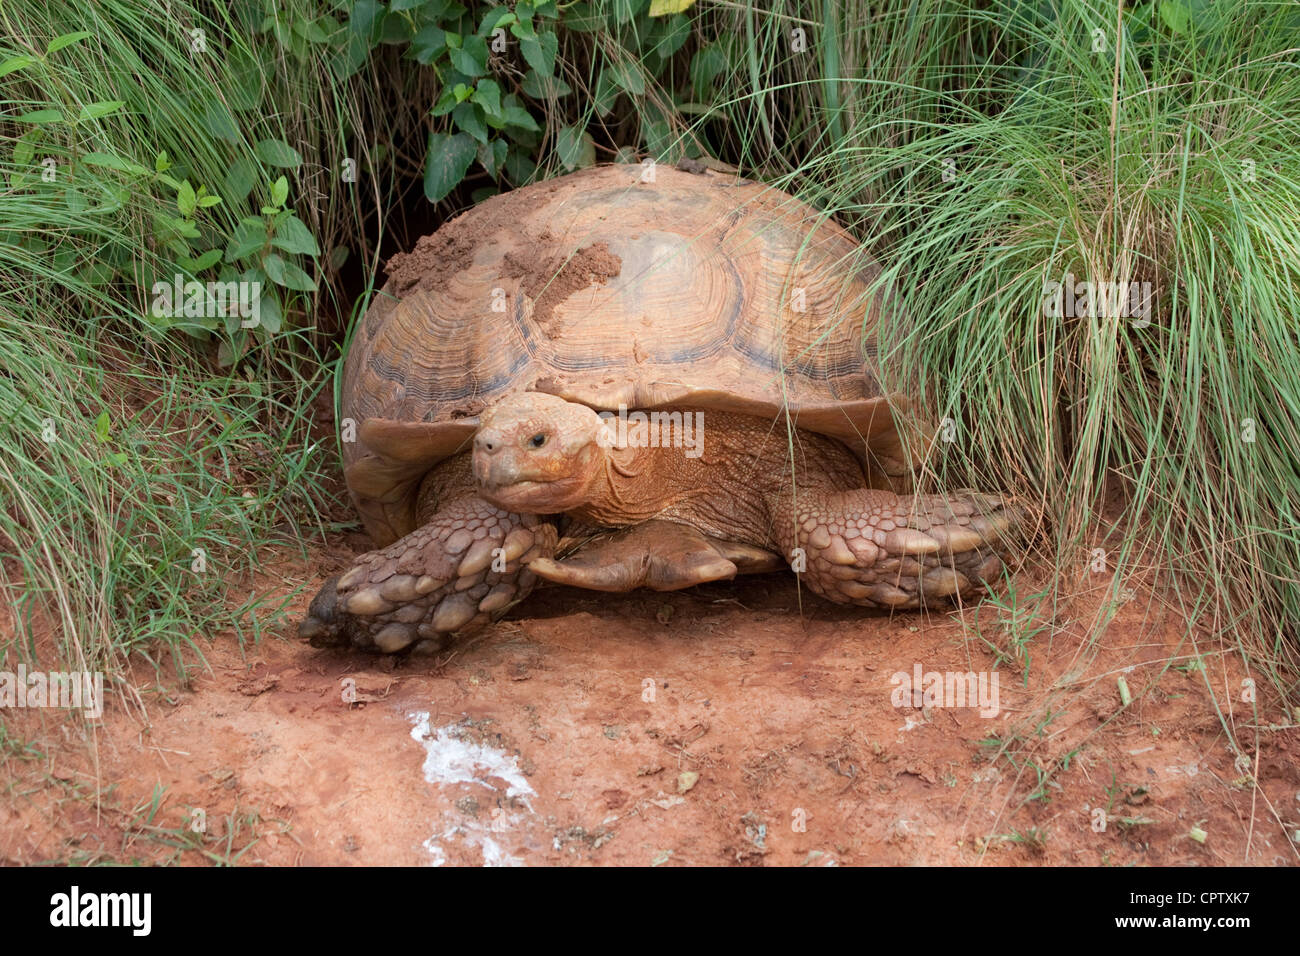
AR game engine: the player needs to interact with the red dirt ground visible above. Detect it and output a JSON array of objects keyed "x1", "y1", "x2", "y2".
[{"x1": 3, "y1": 536, "x2": 1297, "y2": 867}]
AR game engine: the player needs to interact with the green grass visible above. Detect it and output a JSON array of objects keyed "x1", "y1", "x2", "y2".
[
  {"x1": 0, "y1": 303, "x2": 333, "y2": 687},
  {"x1": 0, "y1": 0, "x2": 371, "y2": 688}
]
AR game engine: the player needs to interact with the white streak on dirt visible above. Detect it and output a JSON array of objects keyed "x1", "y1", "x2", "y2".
[{"x1": 408, "y1": 711, "x2": 536, "y2": 866}]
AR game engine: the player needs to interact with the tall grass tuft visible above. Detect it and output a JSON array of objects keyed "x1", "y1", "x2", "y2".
[
  {"x1": 0, "y1": 0, "x2": 381, "y2": 690},
  {"x1": 674, "y1": 0, "x2": 1300, "y2": 683}
]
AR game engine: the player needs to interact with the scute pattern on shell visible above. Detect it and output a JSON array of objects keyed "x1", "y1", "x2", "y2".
[{"x1": 341, "y1": 164, "x2": 903, "y2": 544}]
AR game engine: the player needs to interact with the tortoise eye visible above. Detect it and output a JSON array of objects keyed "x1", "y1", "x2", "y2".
[{"x1": 530, "y1": 433, "x2": 547, "y2": 448}]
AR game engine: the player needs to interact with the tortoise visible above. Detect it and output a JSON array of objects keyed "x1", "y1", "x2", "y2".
[{"x1": 299, "y1": 164, "x2": 1022, "y2": 653}]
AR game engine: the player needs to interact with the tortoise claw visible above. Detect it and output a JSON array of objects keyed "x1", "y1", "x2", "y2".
[{"x1": 299, "y1": 498, "x2": 556, "y2": 653}]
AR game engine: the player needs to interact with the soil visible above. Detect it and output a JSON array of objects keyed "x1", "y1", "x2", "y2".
[
  {"x1": 386, "y1": 169, "x2": 595, "y2": 296},
  {"x1": 3, "y1": 541, "x2": 1298, "y2": 867},
  {"x1": 502, "y1": 240, "x2": 622, "y2": 333}
]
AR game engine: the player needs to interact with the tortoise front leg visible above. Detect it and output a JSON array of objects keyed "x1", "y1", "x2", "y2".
[
  {"x1": 299, "y1": 497, "x2": 557, "y2": 653},
  {"x1": 768, "y1": 489, "x2": 1023, "y2": 608},
  {"x1": 528, "y1": 519, "x2": 782, "y2": 592}
]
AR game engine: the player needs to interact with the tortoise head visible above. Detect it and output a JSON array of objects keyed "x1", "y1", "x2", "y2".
[{"x1": 473, "y1": 392, "x2": 611, "y2": 512}]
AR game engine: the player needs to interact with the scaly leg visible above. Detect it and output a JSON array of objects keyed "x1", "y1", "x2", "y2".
[
  {"x1": 769, "y1": 488, "x2": 1022, "y2": 608},
  {"x1": 300, "y1": 496, "x2": 557, "y2": 653},
  {"x1": 529, "y1": 519, "x2": 782, "y2": 592}
]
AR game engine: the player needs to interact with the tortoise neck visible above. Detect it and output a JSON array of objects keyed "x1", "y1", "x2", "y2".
[
  {"x1": 568, "y1": 409, "x2": 864, "y2": 542},
  {"x1": 573, "y1": 439, "x2": 684, "y2": 527},
  {"x1": 570, "y1": 408, "x2": 708, "y2": 526}
]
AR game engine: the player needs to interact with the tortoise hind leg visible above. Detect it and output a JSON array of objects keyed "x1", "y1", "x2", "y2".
[
  {"x1": 529, "y1": 519, "x2": 781, "y2": 592},
  {"x1": 299, "y1": 496, "x2": 557, "y2": 653},
  {"x1": 768, "y1": 488, "x2": 1024, "y2": 608}
]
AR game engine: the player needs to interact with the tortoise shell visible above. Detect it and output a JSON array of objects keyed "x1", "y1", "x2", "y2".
[{"x1": 342, "y1": 164, "x2": 910, "y2": 546}]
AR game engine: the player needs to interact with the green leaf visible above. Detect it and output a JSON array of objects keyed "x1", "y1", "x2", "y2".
[
  {"x1": 47, "y1": 31, "x2": 93, "y2": 53},
  {"x1": 83, "y1": 151, "x2": 148, "y2": 175},
  {"x1": 648, "y1": 0, "x2": 695, "y2": 14},
  {"x1": 197, "y1": 193, "x2": 222, "y2": 208},
  {"x1": 472, "y1": 78, "x2": 503, "y2": 119},
  {"x1": 181, "y1": 248, "x2": 223, "y2": 272},
  {"x1": 78, "y1": 259, "x2": 116, "y2": 287},
  {"x1": 593, "y1": 71, "x2": 620, "y2": 116},
  {"x1": 519, "y1": 30, "x2": 557, "y2": 75},
  {"x1": 609, "y1": 0, "x2": 644, "y2": 25},
  {"x1": 255, "y1": 289, "x2": 282, "y2": 334},
  {"x1": 216, "y1": 337, "x2": 239, "y2": 367},
  {"x1": 349, "y1": 0, "x2": 386, "y2": 40},
  {"x1": 690, "y1": 43, "x2": 727, "y2": 99},
  {"x1": 1159, "y1": 0, "x2": 1190, "y2": 34},
  {"x1": 379, "y1": 11, "x2": 415, "y2": 44},
  {"x1": 298, "y1": 17, "x2": 331, "y2": 43},
  {"x1": 521, "y1": 70, "x2": 571, "y2": 98},
  {"x1": 199, "y1": 100, "x2": 240, "y2": 142},
  {"x1": 432, "y1": 85, "x2": 459, "y2": 117},
  {"x1": 453, "y1": 101, "x2": 489, "y2": 143},
  {"x1": 411, "y1": 24, "x2": 447, "y2": 64},
  {"x1": 423, "y1": 130, "x2": 477, "y2": 202},
  {"x1": 270, "y1": 175, "x2": 289, "y2": 208},
  {"x1": 478, "y1": 137, "x2": 507, "y2": 180},
  {"x1": 13, "y1": 133, "x2": 39, "y2": 167},
  {"x1": 640, "y1": 98, "x2": 684, "y2": 162},
  {"x1": 654, "y1": 14, "x2": 691, "y2": 58},
  {"x1": 94, "y1": 410, "x2": 111, "y2": 443},
  {"x1": 255, "y1": 138, "x2": 303, "y2": 168},
  {"x1": 563, "y1": 3, "x2": 604, "y2": 32},
  {"x1": 0, "y1": 55, "x2": 37, "y2": 78},
  {"x1": 65, "y1": 188, "x2": 88, "y2": 215},
  {"x1": 177, "y1": 181, "x2": 197, "y2": 217},
  {"x1": 19, "y1": 110, "x2": 64, "y2": 124},
  {"x1": 500, "y1": 104, "x2": 540, "y2": 131},
  {"x1": 77, "y1": 100, "x2": 124, "y2": 121},
  {"x1": 225, "y1": 218, "x2": 268, "y2": 261},
  {"x1": 556, "y1": 126, "x2": 595, "y2": 170},
  {"x1": 607, "y1": 61, "x2": 645, "y2": 96},
  {"x1": 263, "y1": 252, "x2": 316, "y2": 291},
  {"x1": 478, "y1": 6, "x2": 516, "y2": 34},
  {"x1": 270, "y1": 215, "x2": 321, "y2": 256},
  {"x1": 226, "y1": 49, "x2": 264, "y2": 112},
  {"x1": 223, "y1": 157, "x2": 258, "y2": 204},
  {"x1": 449, "y1": 34, "x2": 489, "y2": 76}
]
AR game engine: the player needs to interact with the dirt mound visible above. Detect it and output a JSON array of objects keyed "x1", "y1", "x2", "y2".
[
  {"x1": 501, "y1": 241, "x2": 622, "y2": 332},
  {"x1": 385, "y1": 169, "x2": 605, "y2": 296}
]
